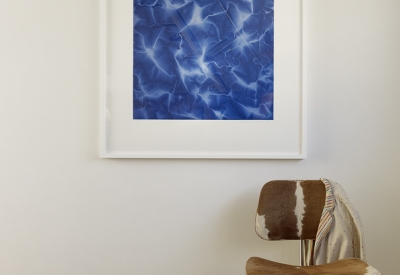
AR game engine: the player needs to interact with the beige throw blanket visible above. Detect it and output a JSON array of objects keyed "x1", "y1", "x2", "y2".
[{"x1": 314, "y1": 178, "x2": 366, "y2": 264}]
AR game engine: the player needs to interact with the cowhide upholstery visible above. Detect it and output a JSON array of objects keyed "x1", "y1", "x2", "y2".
[
  {"x1": 255, "y1": 180, "x2": 326, "y2": 241},
  {"x1": 247, "y1": 180, "x2": 382, "y2": 275},
  {"x1": 246, "y1": 257, "x2": 381, "y2": 275}
]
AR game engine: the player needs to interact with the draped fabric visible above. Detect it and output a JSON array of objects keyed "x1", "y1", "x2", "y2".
[
  {"x1": 314, "y1": 179, "x2": 334, "y2": 251},
  {"x1": 313, "y1": 178, "x2": 366, "y2": 265}
]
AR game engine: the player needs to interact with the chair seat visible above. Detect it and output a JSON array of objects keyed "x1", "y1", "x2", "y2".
[{"x1": 246, "y1": 257, "x2": 380, "y2": 275}]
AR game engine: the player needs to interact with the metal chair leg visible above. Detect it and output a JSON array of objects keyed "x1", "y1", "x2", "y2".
[{"x1": 300, "y1": 239, "x2": 315, "y2": 266}]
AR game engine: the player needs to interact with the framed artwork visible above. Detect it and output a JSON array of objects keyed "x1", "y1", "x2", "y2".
[{"x1": 100, "y1": 0, "x2": 306, "y2": 159}]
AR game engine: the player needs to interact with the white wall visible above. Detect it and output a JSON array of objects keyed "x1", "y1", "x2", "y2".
[{"x1": 0, "y1": 0, "x2": 399, "y2": 274}]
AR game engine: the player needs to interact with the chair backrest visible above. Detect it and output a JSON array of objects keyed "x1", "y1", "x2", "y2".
[{"x1": 255, "y1": 180, "x2": 326, "y2": 241}]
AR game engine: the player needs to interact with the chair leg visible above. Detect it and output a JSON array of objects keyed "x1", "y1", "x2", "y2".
[{"x1": 300, "y1": 239, "x2": 315, "y2": 266}]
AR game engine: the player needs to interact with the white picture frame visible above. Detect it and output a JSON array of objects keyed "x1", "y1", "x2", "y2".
[{"x1": 100, "y1": 0, "x2": 306, "y2": 159}]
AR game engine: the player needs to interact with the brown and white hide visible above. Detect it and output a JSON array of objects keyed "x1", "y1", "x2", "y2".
[
  {"x1": 255, "y1": 180, "x2": 326, "y2": 241},
  {"x1": 246, "y1": 257, "x2": 381, "y2": 275}
]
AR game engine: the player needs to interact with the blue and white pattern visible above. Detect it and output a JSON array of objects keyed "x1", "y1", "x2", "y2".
[{"x1": 133, "y1": 0, "x2": 274, "y2": 120}]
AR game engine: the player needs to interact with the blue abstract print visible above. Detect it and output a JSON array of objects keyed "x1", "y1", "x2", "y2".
[{"x1": 133, "y1": 0, "x2": 274, "y2": 120}]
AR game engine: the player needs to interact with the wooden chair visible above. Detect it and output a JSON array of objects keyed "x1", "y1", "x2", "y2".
[{"x1": 246, "y1": 180, "x2": 381, "y2": 275}]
